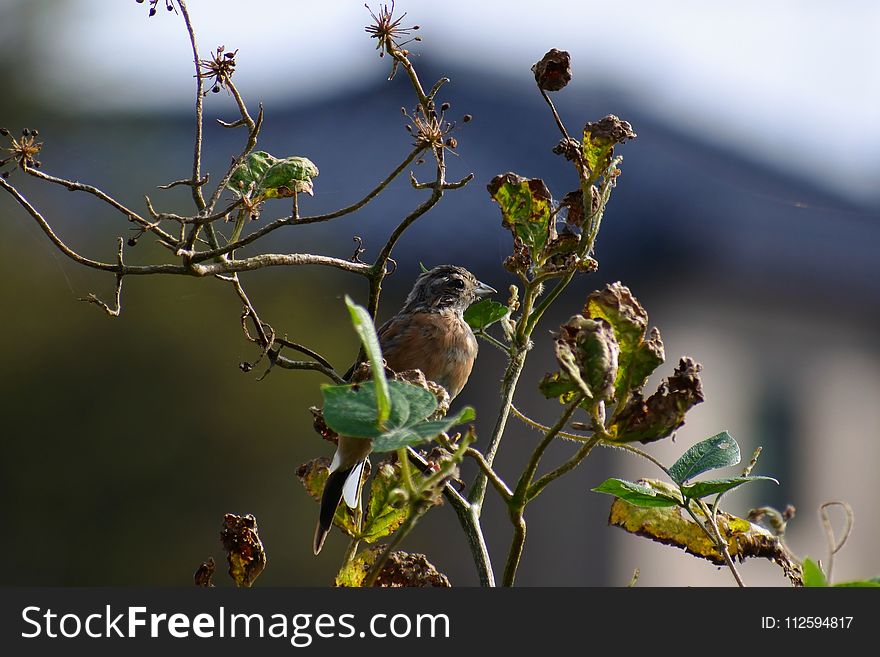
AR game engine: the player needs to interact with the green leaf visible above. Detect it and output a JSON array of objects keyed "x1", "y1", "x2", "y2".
[
  {"x1": 345, "y1": 296, "x2": 391, "y2": 427},
  {"x1": 226, "y1": 151, "x2": 318, "y2": 199},
  {"x1": 464, "y1": 298, "x2": 510, "y2": 331},
  {"x1": 681, "y1": 476, "x2": 779, "y2": 500},
  {"x1": 487, "y1": 172, "x2": 554, "y2": 262},
  {"x1": 802, "y1": 558, "x2": 828, "y2": 587},
  {"x1": 260, "y1": 156, "x2": 319, "y2": 198},
  {"x1": 581, "y1": 115, "x2": 636, "y2": 185},
  {"x1": 419, "y1": 261, "x2": 430, "y2": 273},
  {"x1": 227, "y1": 151, "x2": 276, "y2": 196},
  {"x1": 538, "y1": 371, "x2": 579, "y2": 401},
  {"x1": 371, "y1": 406, "x2": 475, "y2": 453},
  {"x1": 668, "y1": 431, "x2": 740, "y2": 485},
  {"x1": 335, "y1": 546, "x2": 383, "y2": 587},
  {"x1": 585, "y1": 283, "x2": 664, "y2": 399},
  {"x1": 359, "y1": 462, "x2": 408, "y2": 543},
  {"x1": 592, "y1": 478, "x2": 682, "y2": 507},
  {"x1": 321, "y1": 380, "x2": 437, "y2": 439},
  {"x1": 834, "y1": 578, "x2": 880, "y2": 588}
]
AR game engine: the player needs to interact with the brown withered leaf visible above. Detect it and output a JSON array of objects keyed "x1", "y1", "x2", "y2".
[
  {"x1": 609, "y1": 484, "x2": 802, "y2": 586},
  {"x1": 194, "y1": 557, "x2": 215, "y2": 587},
  {"x1": 609, "y1": 357, "x2": 704, "y2": 443},
  {"x1": 335, "y1": 546, "x2": 451, "y2": 587},
  {"x1": 310, "y1": 406, "x2": 338, "y2": 444},
  {"x1": 583, "y1": 115, "x2": 637, "y2": 146},
  {"x1": 220, "y1": 513, "x2": 267, "y2": 588},
  {"x1": 554, "y1": 315, "x2": 619, "y2": 403},
  {"x1": 503, "y1": 236, "x2": 531, "y2": 275},
  {"x1": 560, "y1": 188, "x2": 600, "y2": 228}
]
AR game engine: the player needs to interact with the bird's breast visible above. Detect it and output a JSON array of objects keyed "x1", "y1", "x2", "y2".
[{"x1": 380, "y1": 310, "x2": 478, "y2": 399}]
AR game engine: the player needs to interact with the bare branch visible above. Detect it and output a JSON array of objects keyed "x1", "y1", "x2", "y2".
[
  {"x1": 367, "y1": 185, "x2": 443, "y2": 317},
  {"x1": 820, "y1": 501, "x2": 854, "y2": 584},
  {"x1": 205, "y1": 99, "x2": 264, "y2": 215},
  {"x1": 465, "y1": 448, "x2": 512, "y2": 501},
  {"x1": 231, "y1": 273, "x2": 270, "y2": 346},
  {"x1": 217, "y1": 117, "x2": 246, "y2": 129},
  {"x1": 157, "y1": 174, "x2": 209, "y2": 190},
  {"x1": 296, "y1": 145, "x2": 426, "y2": 225},
  {"x1": 25, "y1": 168, "x2": 177, "y2": 247},
  {"x1": 267, "y1": 353, "x2": 346, "y2": 383},
  {"x1": 274, "y1": 338, "x2": 336, "y2": 371},
  {"x1": 80, "y1": 238, "x2": 125, "y2": 316},
  {"x1": 190, "y1": 253, "x2": 373, "y2": 277},
  {"x1": 177, "y1": 0, "x2": 207, "y2": 211},
  {"x1": 427, "y1": 77, "x2": 450, "y2": 101},
  {"x1": 409, "y1": 171, "x2": 473, "y2": 190}
]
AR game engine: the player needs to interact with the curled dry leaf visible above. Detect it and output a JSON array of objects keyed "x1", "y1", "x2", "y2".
[
  {"x1": 335, "y1": 546, "x2": 451, "y2": 587},
  {"x1": 610, "y1": 357, "x2": 704, "y2": 444},
  {"x1": 609, "y1": 482, "x2": 802, "y2": 586},
  {"x1": 220, "y1": 513, "x2": 267, "y2": 588},
  {"x1": 193, "y1": 557, "x2": 215, "y2": 587}
]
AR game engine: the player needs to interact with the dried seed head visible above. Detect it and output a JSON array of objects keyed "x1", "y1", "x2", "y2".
[
  {"x1": 440, "y1": 102, "x2": 450, "y2": 112},
  {"x1": 462, "y1": 114, "x2": 472, "y2": 123},
  {"x1": 532, "y1": 48, "x2": 572, "y2": 92}
]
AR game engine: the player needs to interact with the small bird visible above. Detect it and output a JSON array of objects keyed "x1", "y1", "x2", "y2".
[{"x1": 314, "y1": 265, "x2": 496, "y2": 554}]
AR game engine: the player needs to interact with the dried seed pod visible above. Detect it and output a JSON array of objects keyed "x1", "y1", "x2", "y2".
[{"x1": 532, "y1": 49, "x2": 572, "y2": 92}]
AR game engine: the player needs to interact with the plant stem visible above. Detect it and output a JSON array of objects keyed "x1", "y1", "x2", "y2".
[
  {"x1": 687, "y1": 500, "x2": 746, "y2": 587},
  {"x1": 528, "y1": 434, "x2": 601, "y2": 501},
  {"x1": 177, "y1": 0, "x2": 207, "y2": 212},
  {"x1": 524, "y1": 270, "x2": 576, "y2": 336},
  {"x1": 406, "y1": 445, "x2": 496, "y2": 586},
  {"x1": 502, "y1": 398, "x2": 582, "y2": 586},
  {"x1": 468, "y1": 347, "x2": 527, "y2": 509}
]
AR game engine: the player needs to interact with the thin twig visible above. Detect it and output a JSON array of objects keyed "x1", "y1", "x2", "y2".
[
  {"x1": 25, "y1": 168, "x2": 177, "y2": 247},
  {"x1": 539, "y1": 88, "x2": 571, "y2": 141},
  {"x1": 528, "y1": 434, "x2": 601, "y2": 501},
  {"x1": 820, "y1": 501, "x2": 854, "y2": 584},
  {"x1": 274, "y1": 338, "x2": 336, "y2": 371},
  {"x1": 268, "y1": 354, "x2": 345, "y2": 383},
  {"x1": 157, "y1": 174, "x2": 208, "y2": 190},
  {"x1": 503, "y1": 397, "x2": 583, "y2": 586},
  {"x1": 693, "y1": 499, "x2": 746, "y2": 587},
  {"x1": 296, "y1": 145, "x2": 426, "y2": 225},
  {"x1": 79, "y1": 238, "x2": 125, "y2": 316},
  {"x1": 600, "y1": 442, "x2": 673, "y2": 478},
  {"x1": 0, "y1": 177, "x2": 183, "y2": 275},
  {"x1": 189, "y1": 253, "x2": 373, "y2": 277},
  {"x1": 474, "y1": 330, "x2": 510, "y2": 354},
  {"x1": 177, "y1": 0, "x2": 207, "y2": 212},
  {"x1": 465, "y1": 448, "x2": 512, "y2": 501}
]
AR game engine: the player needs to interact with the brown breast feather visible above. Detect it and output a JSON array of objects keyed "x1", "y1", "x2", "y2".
[{"x1": 378, "y1": 310, "x2": 477, "y2": 399}]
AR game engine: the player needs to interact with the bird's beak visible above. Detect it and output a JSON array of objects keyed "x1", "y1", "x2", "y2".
[{"x1": 474, "y1": 280, "x2": 497, "y2": 298}]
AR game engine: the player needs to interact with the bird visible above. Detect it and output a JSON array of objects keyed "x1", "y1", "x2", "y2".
[{"x1": 313, "y1": 264, "x2": 496, "y2": 554}]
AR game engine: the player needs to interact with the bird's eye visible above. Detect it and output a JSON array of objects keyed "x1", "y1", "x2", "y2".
[{"x1": 448, "y1": 278, "x2": 465, "y2": 289}]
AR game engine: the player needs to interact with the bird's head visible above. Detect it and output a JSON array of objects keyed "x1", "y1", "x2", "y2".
[{"x1": 402, "y1": 265, "x2": 496, "y2": 314}]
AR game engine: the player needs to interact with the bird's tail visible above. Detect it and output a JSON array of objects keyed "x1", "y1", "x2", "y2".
[{"x1": 313, "y1": 459, "x2": 366, "y2": 555}]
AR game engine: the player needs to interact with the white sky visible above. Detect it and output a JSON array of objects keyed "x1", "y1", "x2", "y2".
[{"x1": 11, "y1": 0, "x2": 880, "y2": 203}]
